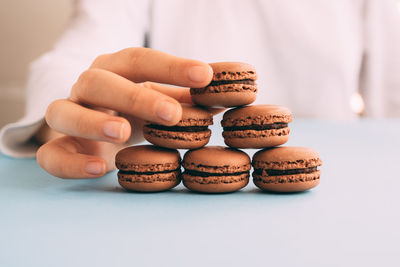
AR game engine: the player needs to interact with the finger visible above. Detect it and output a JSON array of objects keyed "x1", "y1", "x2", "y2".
[
  {"x1": 141, "y1": 83, "x2": 225, "y2": 111},
  {"x1": 140, "y1": 82, "x2": 193, "y2": 104},
  {"x1": 34, "y1": 122, "x2": 65, "y2": 144},
  {"x1": 90, "y1": 47, "x2": 213, "y2": 88},
  {"x1": 70, "y1": 69, "x2": 183, "y2": 125},
  {"x1": 36, "y1": 136, "x2": 107, "y2": 179},
  {"x1": 46, "y1": 99, "x2": 131, "y2": 142}
]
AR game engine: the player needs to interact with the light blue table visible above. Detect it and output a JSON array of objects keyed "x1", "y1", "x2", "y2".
[{"x1": 1, "y1": 120, "x2": 400, "y2": 267}]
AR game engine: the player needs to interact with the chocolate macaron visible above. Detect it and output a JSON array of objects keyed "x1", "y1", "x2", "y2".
[
  {"x1": 143, "y1": 105, "x2": 213, "y2": 149},
  {"x1": 182, "y1": 146, "x2": 251, "y2": 193},
  {"x1": 191, "y1": 62, "x2": 257, "y2": 107},
  {"x1": 221, "y1": 105, "x2": 292, "y2": 148},
  {"x1": 115, "y1": 145, "x2": 181, "y2": 192},
  {"x1": 252, "y1": 146, "x2": 322, "y2": 192}
]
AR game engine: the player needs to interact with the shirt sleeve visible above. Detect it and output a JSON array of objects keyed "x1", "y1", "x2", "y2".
[
  {"x1": 360, "y1": 0, "x2": 400, "y2": 117},
  {"x1": 0, "y1": 0, "x2": 150, "y2": 158}
]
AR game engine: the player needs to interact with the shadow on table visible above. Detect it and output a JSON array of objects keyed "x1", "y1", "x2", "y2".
[{"x1": 62, "y1": 182, "x2": 314, "y2": 197}]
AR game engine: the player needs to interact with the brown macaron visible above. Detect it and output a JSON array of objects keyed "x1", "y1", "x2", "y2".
[
  {"x1": 182, "y1": 146, "x2": 251, "y2": 193},
  {"x1": 115, "y1": 145, "x2": 181, "y2": 192},
  {"x1": 143, "y1": 105, "x2": 213, "y2": 149},
  {"x1": 221, "y1": 105, "x2": 292, "y2": 148},
  {"x1": 190, "y1": 62, "x2": 257, "y2": 107},
  {"x1": 252, "y1": 146, "x2": 322, "y2": 192}
]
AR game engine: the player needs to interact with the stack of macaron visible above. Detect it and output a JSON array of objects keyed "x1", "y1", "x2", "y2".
[{"x1": 115, "y1": 62, "x2": 322, "y2": 193}]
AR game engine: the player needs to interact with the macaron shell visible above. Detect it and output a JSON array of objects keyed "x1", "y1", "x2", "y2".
[
  {"x1": 143, "y1": 105, "x2": 212, "y2": 149},
  {"x1": 115, "y1": 145, "x2": 181, "y2": 171},
  {"x1": 253, "y1": 171, "x2": 320, "y2": 192},
  {"x1": 252, "y1": 146, "x2": 322, "y2": 170},
  {"x1": 221, "y1": 105, "x2": 293, "y2": 127},
  {"x1": 224, "y1": 133, "x2": 289, "y2": 149},
  {"x1": 190, "y1": 62, "x2": 257, "y2": 107},
  {"x1": 177, "y1": 118, "x2": 213, "y2": 127},
  {"x1": 182, "y1": 173, "x2": 249, "y2": 193},
  {"x1": 209, "y1": 62, "x2": 257, "y2": 81},
  {"x1": 191, "y1": 91, "x2": 256, "y2": 107},
  {"x1": 118, "y1": 171, "x2": 181, "y2": 192},
  {"x1": 183, "y1": 146, "x2": 251, "y2": 171},
  {"x1": 143, "y1": 127, "x2": 211, "y2": 149},
  {"x1": 252, "y1": 146, "x2": 322, "y2": 192},
  {"x1": 177, "y1": 105, "x2": 213, "y2": 126}
]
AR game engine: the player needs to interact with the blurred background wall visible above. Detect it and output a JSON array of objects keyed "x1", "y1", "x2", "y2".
[
  {"x1": 1, "y1": 1, "x2": 400, "y2": 129},
  {"x1": 0, "y1": 0, "x2": 72, "y2": 128}
]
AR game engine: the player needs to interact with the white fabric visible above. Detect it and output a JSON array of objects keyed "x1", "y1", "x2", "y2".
[{"x1": 1, "y1": 0, "x2": 400, "y2": 158}]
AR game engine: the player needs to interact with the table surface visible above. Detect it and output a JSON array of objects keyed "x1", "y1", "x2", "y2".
[{"x1": 1, "y1": 119, "x2": 400, "y2": 267}]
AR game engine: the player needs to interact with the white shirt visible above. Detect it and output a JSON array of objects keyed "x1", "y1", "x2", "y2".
[{"x1": 1, "y1": 0, "x2": 400, "y2": 158}]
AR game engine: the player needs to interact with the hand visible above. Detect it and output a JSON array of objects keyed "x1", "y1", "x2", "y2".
[{"x1": 36, "y1": 48, "x2": 213, "y2": 179}]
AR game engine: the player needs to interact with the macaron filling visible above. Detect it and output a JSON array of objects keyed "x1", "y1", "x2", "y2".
[
  {"x1": 184, "y1": 169, "x2": 249, "y2": 177},
  {"x1": 253, "y1": 166, "x2": 318, "y2": 176},
  {"x1": 119, "y1": 168, "x2": 181, "y2": 175},
  {"x1": 191, "y1": 79, "x2": 257, "y2": 94},
  {"x1": 223, "y1": 123, "x2": 288, "y2": 131},
  {"x1": 208, "y1": 79, "x2": 256, "y2": 86},
  {"x1": 146, "y1": 124, "x2": 209, "y2": 132}
]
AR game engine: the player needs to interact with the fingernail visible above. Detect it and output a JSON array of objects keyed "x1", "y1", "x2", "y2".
[
  {"x1": 85, "y1": 161, "x2": 105, "y2": 175},
  {"x1": 103, "y1": 121, "x2": 124, "y2": 139},
  {"x1": 156, "y1": 100, "x2": 177, "y2": 122},
  {"x1": 188, "y1": 65, "x2": 212, "y2": 83}
]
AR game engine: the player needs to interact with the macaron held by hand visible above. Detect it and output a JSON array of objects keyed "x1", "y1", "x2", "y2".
[
  {"x1": 143, "y1": 104, "x2": 213, "y2": 149},
  {"x1": 115, "y1": 145, "x2": 181, "y2": 192},
  {"x1": 252, "y1": 146, "x2": 322, "y2": 193},
  {"x1": 221, "y1": 105, "x2": 293, "y2": 149},
  {"x1": 191, "y1": 62, "x2": 258, "y2": 107},
  {"x1": 182, "y1": 146, "x2": 251, "y2": 193}
]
